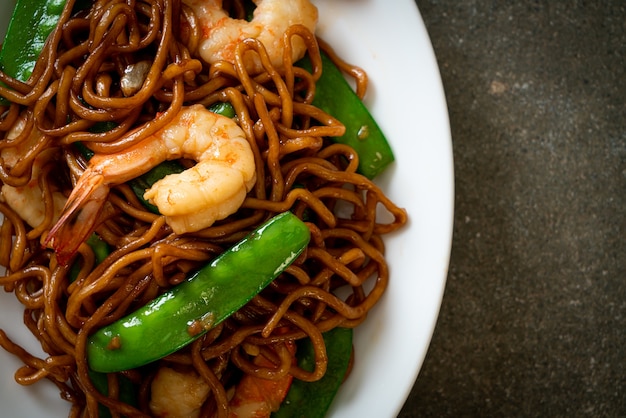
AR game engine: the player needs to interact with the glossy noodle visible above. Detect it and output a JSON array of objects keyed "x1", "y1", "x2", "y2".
[{"x1": 0, "y1": 0, "x2": 407, "y2": 416}]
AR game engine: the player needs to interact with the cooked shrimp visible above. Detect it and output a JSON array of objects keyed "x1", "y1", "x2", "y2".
[
  {"x1": 0, "y1": 113, "x2": 66, "y2": 229},
  {"x1": 149, "y1": 367, "x2": 211, "y2": 418},
  {"x1": 183, "y1": 0, "x2": 318, "y2": 72},
  {"x1": 228, "y1": 341, "x2": 296, "y2": 417},
  {"x1": 148, "y1": 341, "x2": 295, "y2": 417},
  {"x1": 46, "y1": 104, "x2": 256, "y2": 264},
  {"x1": 1, "y1": 181, "x2": 66, "y2": 230}
]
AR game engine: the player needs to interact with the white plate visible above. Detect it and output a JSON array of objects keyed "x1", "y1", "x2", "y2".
[{"x1": 0, "y1": 0, "x2": 453, "y2": 416}]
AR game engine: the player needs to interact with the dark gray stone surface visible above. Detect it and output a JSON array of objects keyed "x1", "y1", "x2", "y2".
[{"x1": 399, "y1": 2, "x2": 625, "y2": 417}]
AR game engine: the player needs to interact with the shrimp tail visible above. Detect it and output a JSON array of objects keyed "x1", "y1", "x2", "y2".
[{"x1": 45, "y1": 173, "x2": 110, "y2": 265}]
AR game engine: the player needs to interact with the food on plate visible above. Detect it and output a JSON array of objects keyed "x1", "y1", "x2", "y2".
[
  {"x1": 0, "y1": 0, "x2": 407, "y2": 416},
  {"x1": 46, "y1": 103, "x2": 258, "y2": 264},
  {"x1": 183, "y1": 0, "x2": 318, "y2": 72}
]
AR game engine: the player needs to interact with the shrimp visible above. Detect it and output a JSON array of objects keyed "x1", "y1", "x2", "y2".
[
  {"x1": 182, "y1": 0, "x2": 318, "y2": 72},
  {"x1": 0, "y1": 113, "x2": 66, "y2": 229},
  {"x1": 46, "y1": 104, "x2": 256, "y2": 264},
  {"x1": 1, "y1": 181, "x2": 66, "y2": 229},
  {"x1": 149, "y1": 367, "x2": 211, "y2": 418},
  {"x1": 228, "y1": 341, "x2": 296, "y2": 417},
  {"x1": 148, "y1": 342, "x2": 295, "y2": 418}
]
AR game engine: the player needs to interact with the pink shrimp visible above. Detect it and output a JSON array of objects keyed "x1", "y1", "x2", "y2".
[
  {"x1": 182, "y1": 0, "x2": 318, "y2": 72},
  {"x1": 228, "y1": 341, "x2": 296, "y2": 417},
  {"x1": 0, "y1": 112, "x2": 67, "y2": 229},
  {"x1": 149, "y1": 367, "x2": 212, "y2": 418},
  {"x1": 45, "y1": 104, "x2": 256, "y2": 264},
  {"x1": 147, "y1": 341, "x2": 295, "y2": 418}
]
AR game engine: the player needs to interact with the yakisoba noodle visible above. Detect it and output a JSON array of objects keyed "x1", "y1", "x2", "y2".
[{"x1": 0, "y1": 0, "x2": 407, "y2": 416}]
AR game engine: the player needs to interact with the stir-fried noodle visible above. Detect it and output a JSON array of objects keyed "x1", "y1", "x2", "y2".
[{"x1": 0, "y1": 0, "x2": 407, "y2": 416}]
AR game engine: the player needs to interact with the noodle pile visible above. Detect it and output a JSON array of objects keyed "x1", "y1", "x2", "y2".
[{"x1": 0, "y1": 0, "x2": 407, "y2": 416}]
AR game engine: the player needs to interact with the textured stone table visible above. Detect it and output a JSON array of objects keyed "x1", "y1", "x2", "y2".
[{"x1": 399, "y1": 2, "x2": 625, "y2": 416}]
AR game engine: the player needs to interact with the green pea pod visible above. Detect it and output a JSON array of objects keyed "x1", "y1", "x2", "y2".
[
  {"x1": 273, "y1": 327, "x2": 353, "y2": 418},
  {"x1": 87, "y1": 211, "x2": 311, "y2": 373},
  {"x1": 88, "y1": 370, "x2": 138, "y2": 418},
  {"x1": 208, "y1": 101, "x2": 236, "y2": 119},
  {"x1": 299, "y1": 52, "x2": 395, "y2": 179},
  {"x1": 0, "y1": 0, "x2": 107, "y2": 104},
  {"x1": 0, "y1": 0, "x2": 64, "y2": 83},
  {"x1": 69, "y1": 242, "x2": 140, "y2": 415},
  {"x1": 127, "y1": 160, "x2": 185, "y2": 213},
  {"x1": 69, "y1": 233, "x2": 111, "y2": 282}
]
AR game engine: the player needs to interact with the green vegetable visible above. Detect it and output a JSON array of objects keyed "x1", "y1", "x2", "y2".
[
  {"x1": 88, "y1": 370, "x2": 137, "y2": 418},
  {"x1": 299, "y1": 52, "x2": 395, "y2": 179},
  {"x1": 0, "y1": 0, "x2": 65, "y2": 84},
  {"x1": 127, "y1": 160, "x2": 185, "y2": 213},
  {"x1": 273, "y1": 327, "x2": 353, "y2": 418},
  {"x1": 88, "y1": 121, "x2": 119, "y2": 134},
  {"x1": 208, "y1": 101, "x2": 236, "y2": 119},
  {"x1": 85, "y1": 233, "x2": 110, "y2": 264},
  {"x1": 87, "y1": 211, "x2": 311, "y2": 373},
  {"x1": 70, "y1": 242, "x2": 139, "y2": 417},
  {"x1": 69, "y1": 233, "x2": 111, "y2": 281}
]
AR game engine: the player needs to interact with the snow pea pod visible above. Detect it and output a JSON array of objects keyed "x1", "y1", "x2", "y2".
[
  {"x1": 87, "y1": 211, "x2": 311, "y2": 373},
  {"x1": 68, "y1": 233, "x2": 110, "y2": 281},
  {"x1": 127, "y1": 160, "x2": 185, "y2": 214},
  {"x1": 0, "y1": 0, "x2": 65, "y2": 84},
  {"x1": 273, "y1": 327, "x2": 353, "y2": 418},
  {"x1": 88, "y1": 370, "x2": 138, "y2": 418},
  {"x1": 299, "y1": 52, "x2": 395, "y2": 179}
]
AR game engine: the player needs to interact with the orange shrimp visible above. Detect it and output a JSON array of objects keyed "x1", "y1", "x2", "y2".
[
  {"x1": 182, "y1": 0, "x2": 318, "y2": 72},
  {"x1": 228, "y1": 341, "x2": 296, "y2": 417},
  {"x1": 149, "y1": 367, "x2": 212, "y2": 418},
  {"x1": 0, "y1": 112, "x2": 67, "y2": 230},
  {"x1": 148, "y1": 341, "x2": 296, "y2": 418},
  {"x1": 45, "y1": 104, "x2": 256, "y2": 264}
]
